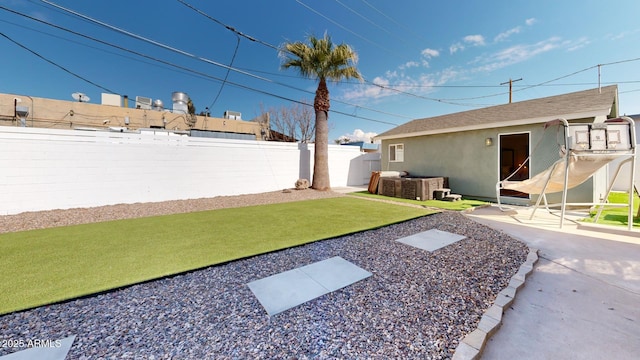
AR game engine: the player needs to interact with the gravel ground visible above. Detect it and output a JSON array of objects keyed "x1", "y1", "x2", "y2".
[
  {"x1": 0, "y1": 189, "x2": 343, "y2": 234},
  {"x1": 0, "y1": 190, "x2": 528, "y2": 359}
]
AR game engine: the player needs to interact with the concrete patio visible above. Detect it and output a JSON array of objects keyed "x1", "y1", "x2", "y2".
[{"x1": 464, "y1": 205, "x2": 640, "y2": 359}]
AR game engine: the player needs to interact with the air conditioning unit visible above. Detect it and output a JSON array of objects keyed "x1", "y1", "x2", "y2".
[
  {"x1": 135, "y1": 96, "x2": 152, "y2": 110},
  {"x1": 223, "y1": 110, "x2": 241, "y2": 120}
]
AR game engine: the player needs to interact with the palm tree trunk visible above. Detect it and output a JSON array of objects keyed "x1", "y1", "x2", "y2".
[{"x1": 312, "y1": 78, "x2": 330, "y2": 191}]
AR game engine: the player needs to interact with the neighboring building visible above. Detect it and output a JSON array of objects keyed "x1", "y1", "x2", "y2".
[
  {"x1": 267, "y1": 129, "x2": 298, "y2": 142},
  {"x1": 0, "y1": 92, "x2": 267, "y2": 140},
  {"x1": 375, "y1": 85, "x2": 624, "y2": 204},
  {"x1": 340, "y1": 141, "x2": 380, "y2": 153}
]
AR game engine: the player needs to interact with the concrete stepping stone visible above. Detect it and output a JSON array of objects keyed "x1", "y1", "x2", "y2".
[
  {"x1": 247, "y1": 256, "x2": 372, "y2": 316},
  {"x1": 396, "y1": 229, "x2": 466, "y2": 252}
]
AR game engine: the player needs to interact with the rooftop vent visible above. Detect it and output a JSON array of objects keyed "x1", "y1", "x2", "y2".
[
  {"x1": 16, "y1": 105, "x2": 29, "y2": 127},
  {"x1": 135, "y1": 96, "x2": 152, "y2": 110},
  {"x1": 172, "y1": 91, "x2": 190, "y2": 114},
  {"x1": 152, "y1": 99, "x2": 164, "y2": 111},
  {"x1": 223, "y1": 110, "x2": 241, "y2": 120}
]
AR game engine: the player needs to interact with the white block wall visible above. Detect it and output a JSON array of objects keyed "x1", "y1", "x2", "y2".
[{"x1": 0, "y1": 127, "x2": 374, "y2": 215}]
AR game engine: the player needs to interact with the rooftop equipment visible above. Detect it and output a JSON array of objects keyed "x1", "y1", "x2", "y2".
[
  {"x1": 15, "y1": 106, "x2": 29, "y2": 127},
  {"x1": 152, "y1": 99, "x2": 164, "y2": 111},
  {"x1": 71, "y1": 92, "x2": 90, "y2": 102},
  {"x1": 101, "y1": 93, "x2": 121, "y2": 106},
  {"x1": 135, "y1": 96, "x2": 152, "y2": 110},
  {"x1": 223, "y1": 110, "x2": 241, "y2": 120},
  {"x1": 172, "y1": 91, "x2": 190, "y2": 114}
]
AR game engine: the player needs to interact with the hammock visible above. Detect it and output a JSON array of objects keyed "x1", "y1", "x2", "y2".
[
  {"x1": 500, "y1": 154, "x2": 621, "y2": 194},
  {"x1": 496, "y1": 117, "x2": 636, "y2": 229}
]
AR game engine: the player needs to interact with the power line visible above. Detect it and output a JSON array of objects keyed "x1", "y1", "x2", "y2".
[
  {"x1": 11, "y1": 2, "x2": 640, "y2": 119},
  {"x1": 207, "y1": 35, "x2": 240, "y2": 111},
  {"x1": 168, "y1": 2, "x2": 416, "y2": 120},
  {"x1": 364, "y1": 80, "x2": 496, "y2": 107},
  {"x1": 2, "y1": 6, "x2": 401, "y2": 126},
  {"x1": 431, "y1": 66, "x2": 601, "y2": 102},
  {"x1": 600, "y1": 57, "x2": 640, "y2": 67},
  {"x1": 359, "y1": 0, "x2": 427, "y2": 42},
  {"x1": 68, "y1": 0, "x2": 492, "y2": 109},
  {"x1": 27, "y1": 3, "x2": 409, "y2": 121},
  {"x1": 333, "y1": 0, "x2": 407, "y2": 44},
  {"x1": 500, "y1": 77, "x2": 522, "y2": 104},
  {"x1": 176, "y1": 0, "x2": 278, "y2": 51},
  {"x1": 176, "y1": 2, "x2": 635, "y2": 106},
  {"x1": 157, "y1": 2, "x2": 480, "y2": 108},
  {"x1": 176, "y1": 0, "x2": 266, "y2": 111},
  {"x1": 232, "y1": 67, "x2": 640, "y2": 89},
  {"x1": 294, "y1": 0, "x2": 395, "y2": 55},
  {"x1": 0, "y1": 31, "x2": 117, "y2": 94},
  {"x1": 514, "y1": 65, "x2": 598, "y2": 95},
  {"x1": 0, "y1": 18, "x2": 245, "y2": 87},
  {"x1": 39, "y1": 0, "x2": 274, "y2": 83}
]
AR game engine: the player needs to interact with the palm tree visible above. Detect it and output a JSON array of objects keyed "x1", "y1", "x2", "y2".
[{"x1": 280, "y1": 33, "x2": 362, "y2": 191}]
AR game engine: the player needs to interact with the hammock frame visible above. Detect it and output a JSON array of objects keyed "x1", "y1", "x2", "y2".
[{"x1": 496, "y1": 117, "x2": 636, "y2": 229}]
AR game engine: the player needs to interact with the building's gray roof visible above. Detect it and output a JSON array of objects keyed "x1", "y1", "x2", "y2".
[{"x1": 377, "y1": 85, "x2": 618, "y2": 140}]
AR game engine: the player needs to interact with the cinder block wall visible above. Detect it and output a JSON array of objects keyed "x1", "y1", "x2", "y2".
[{"x1": 0, "y1": 127, "x2": 371, "y2": 215}]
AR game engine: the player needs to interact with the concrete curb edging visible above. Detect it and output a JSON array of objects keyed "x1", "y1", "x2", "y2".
[{"x1": 452, "y1": 247, "x2": 539, "y2": 360}]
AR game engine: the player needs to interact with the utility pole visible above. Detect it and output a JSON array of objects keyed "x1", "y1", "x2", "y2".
[
  {"x1": 598, "y1": 64, "x2": 602, "y2": 93},
  {"x1": 500, "y1": 78, "x2": 522, "y2": 104}
]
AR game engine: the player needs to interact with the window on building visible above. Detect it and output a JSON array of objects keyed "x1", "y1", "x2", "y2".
[{"x1": 389, "y1": 143, "x2": 404, "y2": 162}]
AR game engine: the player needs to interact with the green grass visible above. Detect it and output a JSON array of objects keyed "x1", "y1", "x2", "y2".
[
  {"x1": 0, "y1": 197, "x2": 434, "y2": 315},
  {"x1": 584, "y1": 191, "x2": 640, "y2": 228},
  {"x1": 349, "y1": 191, "x2": 488, "y2": 211}
]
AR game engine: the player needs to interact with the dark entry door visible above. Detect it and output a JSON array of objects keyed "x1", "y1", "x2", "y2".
[{"x1": 499, "y1": 133, "x2": 530, "y2": 198}]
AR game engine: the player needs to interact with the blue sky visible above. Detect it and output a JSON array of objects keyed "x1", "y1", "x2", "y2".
[{"x1": 2, "y1": 0, "x2": 640, "y2": 142}]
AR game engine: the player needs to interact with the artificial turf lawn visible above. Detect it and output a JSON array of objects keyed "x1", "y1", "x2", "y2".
[
  {"x1": 585, "y1": 191, "x2": 640, "y2": 228},
  {"x1": 0, "y1": 197, "x2": 434, "y2": 315},
  {"x1": 349, "y1": 190, "x2": 488, "y2": 210}
]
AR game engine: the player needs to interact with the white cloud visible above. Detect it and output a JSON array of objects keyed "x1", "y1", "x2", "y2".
[
  {"x1": 429, "y1": 67, "x2": 461, "y2": 84},
  {"x1": 341, "y1": 129, "x2": 378, "y2": 143},
  {"x1": 341, "y1": 67, "x2": 459, "y2": 102},
  {"x1": 494, "y1": 27, "x2": 521, "y2": 42},
  {"x1": 494, "y1": 19, "x2": 535, "y2": 43},
  {"x1": 567, "y1": 37, "x2": 590, "y2": 52},
  {"x1": 450, "y1": 35, "x2": 484, "y2": 54},
  {"x1": 464, "y1": 34, "x2": 486, "y2": 46},
  {"x1": 609, "y1": 32, "x2": 626, "y2": 41},
  {"x1": 343, "y1": 47, "x2": 442, "y2": 100},
  {"x1": 341, "y1": 76, "x2": 390, "y2": 100},
  {"x1": 450, "y1": 42, "x2": 464, "y2": 54},
  {"x1": 398, "y1": 49, "x2": 439, "y2": 70},
  {"x1": 421, "y1": 48, "x2": 440, "y2": 58},
  {"x1": 470, "y1": 37, "x2": 563, "y2": 73},
  {"x1": 399, "y1": 61, "x2": 421, "y2": 70},
  {"x1": 384, "y1": 70, "x2": 398, "y2": 78},
  {"x1": 339, "y1": 19, "x2": 560, "y2": 104},
  {"x1": 607, "y1": 28, "x2": 640, "y2": 41}
]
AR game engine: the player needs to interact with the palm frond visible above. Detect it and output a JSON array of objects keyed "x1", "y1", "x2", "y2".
[{"x1": 279, "y1": 33, "x2": 362, "y2": 83}]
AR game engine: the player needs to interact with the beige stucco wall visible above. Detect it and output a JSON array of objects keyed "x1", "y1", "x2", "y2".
[
  {"x1": 0, "y1": 93, "x2": 265, "y2": 139},
  {"x1": 381, "y1": 124, "x2": 597, "y2": 204}
]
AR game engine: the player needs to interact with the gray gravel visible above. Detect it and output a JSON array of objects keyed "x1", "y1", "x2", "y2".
[
  {"x1": 0, "y1": 190, "x2": 528, "y2": 359},
  {"x1": 0, "y1": 189, "x2": 343, "y2": 234}
]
